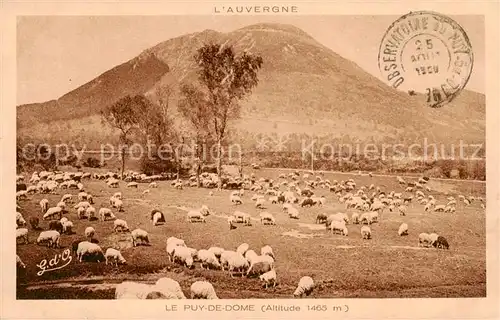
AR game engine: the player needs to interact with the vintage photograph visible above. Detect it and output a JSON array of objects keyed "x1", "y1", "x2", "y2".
[{"x1": 15, "y1": 14, "x2": 486, "y2": 300}]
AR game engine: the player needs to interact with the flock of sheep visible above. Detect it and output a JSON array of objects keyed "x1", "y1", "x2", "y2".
[{"x1": 15, "y1": 168, "x2": 484, "y2": 298}]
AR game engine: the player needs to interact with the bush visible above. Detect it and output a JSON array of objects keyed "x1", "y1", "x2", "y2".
[{"x1": 82, "y1": 157, "x2": 102, "y2": 168}]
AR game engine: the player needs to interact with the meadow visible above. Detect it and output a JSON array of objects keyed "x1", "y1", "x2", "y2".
[{"x1": 16, "y1": 167, "x2": 486, "y2": 299}]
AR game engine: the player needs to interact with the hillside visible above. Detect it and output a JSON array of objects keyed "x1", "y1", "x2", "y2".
[{"x1": 16, "y1": 22, "x2": 485, "y2": 149}]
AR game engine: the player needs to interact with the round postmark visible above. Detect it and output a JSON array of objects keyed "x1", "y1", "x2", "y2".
[{"x1": 378, "y1": 11, "x2": 474, "y2": 108}]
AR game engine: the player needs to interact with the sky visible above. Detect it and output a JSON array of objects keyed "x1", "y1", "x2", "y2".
[{"x1": 17, "y1": 15, "x2": 485, "y2": 105}]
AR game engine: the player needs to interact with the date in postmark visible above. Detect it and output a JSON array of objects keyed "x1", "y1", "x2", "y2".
[{"x1": 378, "y1": 11, "x2": 474, "y2": 108}]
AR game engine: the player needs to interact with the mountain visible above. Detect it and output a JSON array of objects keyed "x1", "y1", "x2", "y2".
[{"x1": 17, "y1": 22, "x2": 485, "y2": 150}]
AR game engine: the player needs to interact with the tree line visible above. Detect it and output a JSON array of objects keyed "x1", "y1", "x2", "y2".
[{"x1": 101, "y1": 43, "x2": 264, "y2": 189}]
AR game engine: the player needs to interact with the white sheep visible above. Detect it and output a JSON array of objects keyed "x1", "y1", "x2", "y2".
[
  {"x1": 127, "y1": 182, "x2": 138, "y2": 188},
  {"x1": 16, "y1": 228, "x2": 29, "y2": 244},
  {"x1": 62, "y1": 220, "x2": 74, "y2": 234},
  {"x1": 131, "y1": 229, "x2": 149, "y2": 246},
  {"x1": 36, "y1": 230, "x2": 61, "y2": 248},
  {"x1": 172, "y1": 246, "x2": 194, "y2": 268},
  {"x1": 260, "y1": 245, "x2": 275, "y2": 260},
  {"x1": 260, "y1": 212, "x2": 276, "y2": 225},
  {"x1": 233, "y1": 211, "x2": 251, "y2": 226},
  {"x1": 78, "y1": 192, "x2": 88, "y2": 202},
  {"x1": 113, "y1": 219, "x2": 130, "y2": 232},
  {"x1": 227, "y1": 253, "x2": 249, "y2": 277},
  {"x1": 74, "y1": 201, "x2": 91, "y2": 210},
  {"x1": 115, "y1": 281, "x2": 153, "y2": 299},
  {"x1": 361, "y1": 225, "x2": 371, "y2": 239},
  {"x1": 85, "y1": 226, "x2": 96, "y2": 241},
  {"x1": 199, "y1": 205, "x2": 212, "y2": 216},
  {"x1": 434, "y1": 204, "x2": 446, "y2": 212},
  {"x1": 197, "y1": 249, "x2": 221, "y2": 270},
  {"x1": 43, "y1": 207, "x2": 63, "y2": 220},
  {"x1": 259, "y1": 269, "x2": 277, "y2": 288},
  {"x1": 236, "y1": 243, "x2": 249, "y2": 256},
  {"x1": 149, "y1": 182, "x2": 158, "y2": 188},
  {"x1": 154, "y1": 277, "x2": 186, "y2": 299},
  {"x1": 186, "y1": 210, "x2": 206, "y2": 223},
  {"x1": 230, "y1": 194, "x2": 243, "y2": 205},
  {"x1": 77, "y1": 241, "x2": 104, "y2": 262},
  {"x1": 255, "y1": 198, "x2": 265, "y2": 209},
  {"x1": 61, "y1": 194, "x2": 73, "y2": 203},
  {"x1": 398, "y1": 223, "x2": 409, "y2": 236},
  {"x1": 39, "y1": 198, "x2": 49, "y2": 213},
  {"x1": 99, "y1": 208, "x2": 116, "y2": 221},
  {"x1": 105, "y1": 248, "x2": 127, "y2": 266},
  {"x1": 351, "y1": 212, "x2": 360, "y2": 224},
  {"x1": 190, "y1": 281, "x2": 219, "y2": 299},
  {"x1": 152, "y1": 211, "x2": 165, "y2": 226},
  {"x1": 287, "y1": 207, "x2": 300, "y2": 219},
  {"x1": 220, "y1": 250, "x2": 238, "y2": 271},
  {"x1": 330, "y1": 221, "x2": 348, "y2": 236},
  {"x1": 418, "y1": 232, "x2": 433, "y2": 247},
  {"x1": 293, "y1": 276, "x2": 314, "y2": 297},
  {"x1": 112, "y1": 198, "x2": 124, "y2": 212}
]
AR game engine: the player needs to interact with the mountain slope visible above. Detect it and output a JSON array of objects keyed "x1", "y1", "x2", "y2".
[{"x1": 16, "y1": 23, "x2": 485, "y2": 149}]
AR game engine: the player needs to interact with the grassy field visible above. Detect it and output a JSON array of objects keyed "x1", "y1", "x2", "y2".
[{"x1": 16, "y1": 168, "x2": 486, "y2": 299}]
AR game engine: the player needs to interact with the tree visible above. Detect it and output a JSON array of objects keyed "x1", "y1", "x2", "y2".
[
  {"x1": 178, "y1": 83, "x2": 211, "y2": 187},
  {"x1": 194, "y1": 44, "x2": 263, "y2": 189},
  {"x1": 101, "y1": 95, "x2": 154, "y2": 179}
]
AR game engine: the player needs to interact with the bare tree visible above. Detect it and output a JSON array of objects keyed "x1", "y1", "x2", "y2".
[
  {"x1": 193, "y1": 44, "x2": 263, "y2": 189},
  {"x1": 178, "y1": 83, "x2": 211, "y2": 187}
]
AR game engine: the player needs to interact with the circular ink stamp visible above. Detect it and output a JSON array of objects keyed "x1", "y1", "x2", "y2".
[{"x1": 378, "y1": 11, "x2": 474, "y2": 108}]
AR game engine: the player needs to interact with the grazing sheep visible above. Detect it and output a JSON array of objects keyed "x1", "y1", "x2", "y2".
[
  {"x1": 361, "y1": 225, "x2": 371, "y2": 239},
  {"x1": 227, "y1": 253, "x2": 249, "y2": 277},
  {"x1": 330, "y1": 221, "x2": 348, "y2": 236},
  {"x1": 39, "y1": 199, "x2": 49, "y2": 213},
  {"x1": 78, "y1": 192, "x2": 88, "y2": 202},
  {"x1": 29, "y1": 216, "x2": 40, "y2": 229},
  {"x1": 99, "y1": 208, "x2": 116, "y2": 221},
  {"x1": 43, "y1": 207, "x2": 63, "y2": 220},
  {"x1": 190, "y1": 281, "x2": 219, "y2": 299},
  {"x1": 113, "y1": 219, "x2": 130, "y2": 232},
  {"x1": 220, "y1": 250, "x2": 238, "y2": 271},
  {"x1": 230, "y1": 194, "x2": 243, "y2": 205},
  {"x1": 246, "y1": 260, "x2": 273, "y2": 277},
  {"x1": 16, "y1": 228, "x2": 29, "y2": 244},
  {"x1": 186, "y1": 210, "x2": 206, "y2": 223},
  {"x1": 115, "y1": 282, "x2": 153, "y2": 299},
  {"x1": 74, "y1": 201, "x2": 91, "y2": 210},
  {"x1": 236, "y1": 243, "x2": 249, "y2": 256},
  {"x1": 36, "y1": 230, "x2": 61, "y2": 248},
  {"x1": 105, "y1": 248, "x2": 127, "y2": 266},
  {"x1": 131, "y1": 229, "x2": 149, "y2": 247},
  {"x1": 77, "y1": 241, "x2": 104, "y2": 262},
  {"x1": 398, "y1": 223, "x2": 409, "y2": 236},
  {"x1": 199, "y1": 205, "x2": 212, "y2": 216},
  {"x1": 434, "y1": 235, "x2": 450, "y2": 249},
  {"x1": 151, "y1": 210, "x2": 166, "y2": 226},
  {"x1": 62, "y1": 220, "x2": 74, "y2": 234},
  {"x1": 85, "y1": 206, "x2": 96, "y2": 220},
  {"x1": 233, "y1": 211, "x2": 251, "y2": 226},
  {"x1": 61, "y1": 194, "x2": 73, "y2": 203},
  {"x1": 197, "y1": 249, "x2": 221, "y2": 270},
  {"x1": 259, "y1": 269, "x2": 277, "y2": 288},
  {"x1": 154, "y1": 278, "x2": 186, "y2": 299},
  {"x1": 434, "y1": 205, "x2": 446, "y2": 212},
  {"x1": 227, "y1": 215, "x2": 237, "y2": 229},
  {"x1": 127, "y1": 182, "x2": 138, "y2": 188},
  {"x1": 112, "y1": 198, "x2": 124, "y2": 212},
  {"x1": 85, "y1": 226, "x2": 96, "y2": 241},
  {"x1": 418, "y1": 233, "x2": 433, "y2": 247},
  {"x1": 287, "y1": 207, "x2": 300, "y2": 219},
  {"x1": 16, "y1": 255, "x2": 26, "y2": 269},
  {"x1": 149, "y1": 182, "x2": 158, "y2": 188},
  {"x1": 293, "y1": 276, "x2": 314, "y2": 298},
  {"x1": 255, "y1": 198, "x2": 265, "y2": 209},
  {"x1": 172, "y1": 246, "x2": 195, "y2": 268},
  {"x1": 260, "y1": 212, "x2": 276, "y2": 225}
]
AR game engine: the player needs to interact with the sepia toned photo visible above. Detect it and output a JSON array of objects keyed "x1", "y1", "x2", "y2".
[{"x1": 3, "y1": 2, "x2": 498, "y2": 317}]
